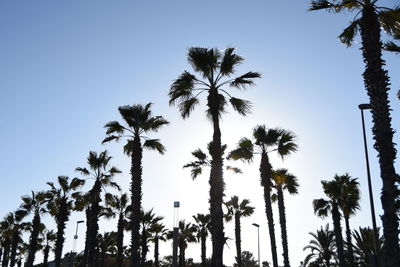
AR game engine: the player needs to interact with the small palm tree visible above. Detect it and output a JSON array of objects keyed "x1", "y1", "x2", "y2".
[
  {"x1": 140, "y1": 209, "x2": 163, "y2": 265},
  {"x1": 149, "y1": 222, "x2": 168, "y2": 267},
  {"x1": 271, "y1": 168, "x2": 299, "y2": 267},
  {"x1": 169, "y1": 47, "x2": 260, "y2": 266},
  {"x1": 228, "y1": 125, "x2": 297, "y2": 267},
  {"x1": 47, "y1": 176, "x2": 85, "y2": 267},
  {"x1": 303, "y1": 224, "x2": 337, "y2": 267},
  {"x1": 192, "y1": 213, "x2": 211, "y2": 267},
  {"x1": 224, "y1": 196, "x2": 254, "y2": 267},
  {"x1": 0, "y1": 219, "x2": 11, "y2": 267},
  {"x1": 103, "y1": 103, "x2": 168, "y2": 267},
  {"x1": 167, "y1": 220, "x2": 197, "y2": 267},
  {"x1": 352, "y1": 227, "x2": 384, "y2": 266},
  {"x1": 97, "y1": 231, "x2": 117, "y2": 267},
  {"x1": 75, "y1": 150, "x2": 121, "y2": 267},
  {"x1": 309, "y1": 2, "x2": 400, "y2": 264},
  {"x1": 0, "y1": 211, "x2": 26, "y2": 267},
  {"x1": 41, "y1": 229, "x2": 56, "y2": 267}
]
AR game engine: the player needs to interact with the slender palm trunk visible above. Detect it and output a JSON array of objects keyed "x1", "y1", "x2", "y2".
[
  {"x1": 2, "y1": 238, "x2": 11, "y2": 267},
  {"x1": 140, "y1": 226, "x2": 148, "y2": 264},
  {"x1": 26, "y1": 211, "x2": 40, "y2": 267},
  {"x1": 178, "y1": 244, "x2": 185, "y2": 267},
  {"x1": 344, "y1": 216, "x2": 354, "y2": 267},
  {"x1": 154, "y1": 236, "x2": 159, "y2": 267},
  {"x1": 83, "y1": 207, "x2": 91, "y2": 267},
  {"x1": 130, "y1": 133, "x2": 142, "y2": 267},
  {"x1": 201, "y1": 230, "x2": 207, "y2": 267},
  {"x1": 208, "y1": 89, "x2": 225, "y2": 267},
  {"x1": 277, "y1": 187, "x2": 290, "y2": 267},
  {"x1": 234, "y1": 214, "x2": 242, "y2": 267},
  {"x1": 9, "y1": 231, "x2": 19, "y2": 267},
  {"x1": 260, "y1": 152, "x2": 278, "y2": 267},
  {"x1": 331, "y1": 202, "x2": 345, "y2": 267},
  {"x1": 117, "y1": 214, "x2": 124, "y2": 267},
  {"x1": 88, "y1": 181, "x2": 101, "y2": 267},
  {"x1": 359, "y1": 5, "x2": 400, "y2": 267},
  {"x1": 54, "y1": 201, "x2": 68, "y2": 267},
  {"x1": 43, "y1": 245, "x2": 50, "y2": 267}
]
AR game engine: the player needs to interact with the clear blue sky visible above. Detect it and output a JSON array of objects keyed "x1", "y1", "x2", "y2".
[{"x1": 0, "y1": 0, "x2": 399, "y2": 265}]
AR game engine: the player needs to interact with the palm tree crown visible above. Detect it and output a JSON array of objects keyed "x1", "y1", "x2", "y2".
[{"x1": 303, "y1": 224, "x2": 337, "y2": 267}]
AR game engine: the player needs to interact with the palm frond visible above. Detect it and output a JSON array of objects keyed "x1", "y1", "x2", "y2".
[
  {"x1": 143, "y1": 139, "x2": 166, "y2": 154},
  {"x1": 75, "y1": 167, "x2": 90, "y2": 176},
  {"x1": 309, "y1": 0, "x2": 348, "y2": 12},
  {"x1": 230, "y1": 72, "x2": 261, "y2": 89},
  {"x1": 188, "y1": 47, "x2": 220, "y2": 79},
  {"x1": 384, "y1": 40, "x2": 400, "y2": 53},
  {"x1": 379, "y1": 8, "x2": 400, "y2": 36},
  {"x1": 123, "y1": 140, "x2": 134, "y2": 155},
  {"x1": 229, "y1": 97, "x2": 252, "y2": 116},
  {"x1": 313, "y1": 198, "x2": 331, "y2": 218},
  {"x1": 192, "y1": 148, "x2": 208, "y2": 161},
  {"x1": 178, "y1": 97, "x2": 199, "y2": 119},
  {"x1": 102, "y1": 135, "x2": 120, "y2": 144},
  {"x1": 226, "y1": 166, "x2": 242, "y2": 174},
  {"x1": 104, "y1": 121, "x2": 126, "y2": 135},
  {"x1": 220, "y1": 47, "x2": 243, "y2": 76},
  {"x1": 227, "y1": 137, "x2": 254, "y2": 162},
  {"x1": 169, "y1": 71, "x2": 197, "y2": 105},
  {"x1": 338, "y1": 19, "x2": 360, "y2": 47},
  {"x1": 144, "y1": 116, "x2": 170, "y2": 132}
]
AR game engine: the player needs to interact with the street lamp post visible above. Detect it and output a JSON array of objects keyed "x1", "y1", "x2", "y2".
[
  {"x1": 70, "y1": 220, "x2": 84, "y2": 267},
  {"x1": 172, "y1": 201, "x2": 180, "y2": 267},
  {"x1": 252, "y1": 223, "x2": 260, "y2": 267},
  {"x1": 358, "y1": 103, "x2": 379, "y2": 267}
]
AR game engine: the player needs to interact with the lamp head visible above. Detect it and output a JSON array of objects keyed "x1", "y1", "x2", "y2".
[
  {"x1": 77, "y1": 220, "x2": 84, "y2": 224},
  {"x1": 252, "y1": 223, "x2": 259, "y2": 227},
  {"x1": 358, "y1": 103, "x2": 372, "y2": 110}
]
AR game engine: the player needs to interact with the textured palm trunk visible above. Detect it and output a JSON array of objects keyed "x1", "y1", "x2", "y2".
[
  {"x1": 26, "y1": 211, "x2": 40, "y2": 267},
  {"x1": 1, "y1": 239, "x2": 10, "y2": 267},
  {"x1": 277, "y1": 187, "x2": 290, "y2": 267},
  {"x1": 178, "y1": 243, "x2": 185, "y2": 267},
  {"x1": 54, "y1": 200, "x2": 68, "y2": 267},
  {"x1": 154, "y1": 236, "x2": 159, "y2": 267},
  {"x1": 43, "y1": 245, "x2": 50, "y2": 267},
  {"x1": 234, "y1": 214, "x2": 242, "y2": 267},
  {"x1": 83, "y1": 207, "x2": 91, "y2": 267},
  {"x1": 201, "y1": 230, "x2": 207, "y2": 267},
  {"x1": 331, "y1": 202, "x2": 345, "y2": 267},
  {"x1": 140, "y1": 226, "x2": 148, "y2": 264},
  {"x1": 344, "y1": 216, "x2": 354, "y2": 267},
  {"x1": 130, "y1": 133, "x2": 142, "y2": 267},
  {"x1": 117, "y1": 214, "x2": 124, "y2": 267},
  {"x1": 260, "y1": 152, "x2": 278, "y2": 267},
  {"x1": 88, "y1": 181, "x2": 101, "y2": 267},
  {"x1": 208, "y1": 89, "x2": 225, "y2": 267},
  {"x1": 359, "y1": 5, "x2": 400, "y2": 267},
  {"x1": 9, "y1": 231, "x2": 19, "y2": 267}
]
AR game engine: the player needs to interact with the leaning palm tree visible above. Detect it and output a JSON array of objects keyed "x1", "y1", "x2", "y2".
[
  {"x1": 47, "y1": 176, "x2": 85, "y2": 267},
  {"x1": 224, "y1": 196, "x2": 254, "y2": 267},
  {"x1": 303, "y1": 224, "x2": 337, "y2": 267},
  {"x1": 75, "y1": 150, "x2": 121, "y2": 267},
  {"x1": 309, "y1": 2, "x2": 400, "y2": 264},
  {"x1": 169, "y1": 47, "x2": 260, "y2": 266},
  {"x1": 228, "y1": 125, "x2": 297, "y2": 267},
  {"x1": 148, "y1": 222, "x2": 168, "y2": 267},
  {"x1": 41, "y1": 229, "x2": 56, "y2": 267},
  {"x1": 352, "y1": 227, "x2": 384, "y2": 266},
  {"x1": 167, "y1": 220, "x2": 197, "y2": 267},
  {"x1": 271, "y1": 168, "x2": 299, "y2": 267},
  {"x1": 192, "y1": 213, "x2": 211, "y2": 267},
  {"x1": 103, "y1": 103, "x2": 168, "y2": 267}
]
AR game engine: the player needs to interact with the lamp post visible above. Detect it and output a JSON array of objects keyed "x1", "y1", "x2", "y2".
[
  {"x1": 358, "y1": 103, "x2": 379, "y2": 267},
  {"x1": 252, "y1": 223, "x2": 260, "y2": 267},
  {"x1": 172, "y1": 201, "x2": 180, "y2": 267},
  {"x1": 70, "y1": 220, "x2": 84, "y2": 267}
]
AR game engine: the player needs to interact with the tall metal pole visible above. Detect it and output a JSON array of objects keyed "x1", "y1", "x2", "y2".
[
  {"x1": 252, "y1": 223, "x2": 260, "y2": 267},
  {"x1": 172, "y1": 201, "x2": 180, "y2": 267},
  {"x1": 358, "y1": 104, "x2": 379, "y2": 267},
  {"x1": 70, "y1": 220, "x2": 84, "y2": 267}
]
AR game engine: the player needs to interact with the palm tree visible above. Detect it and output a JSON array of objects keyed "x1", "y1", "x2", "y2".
[
  {"x1": 169, "y1": 47, "x2": 260, "y2": 266},
  {"x1": 224, "y1": 196, "x2": 254, "y2": 267},
  {"x1": 352, "y1": 227, "x2": 384, "y2": 266},
  {"x1": 167, "y1": 220, "x2": 197, "y2": 267},
  {"x1": 313, "y1": 178, "x2": 346, "y2": 267},
  {"x1": 303, "y1": 224, "x2": 337, "y2": 267},
  {"x1": 139, "y1": 209, "x2": 163, "y2": 265},
  {"x1": 271, "y1": 169, "x2": 299, "y2": 267},
  {"x1": 47, "y1": 176, "x2": 85, "y2": 267},
  {"x1": 192, "y1": 213, "x2": 211, "y2": 267},
  {"x1": 41, "y1": 229, "x2": 56, "y2": 267},
  {"x1": 228, "y1": 125, "x2": 297, "y2": 267},
  {"x1": 75, "y1": 150, "x2": 121, "y2": 267},
  {"x1": 19, "y1": 191, "x2": 48, "y2": 267},
  {"x1": 0, "y1": 211, "x2": 26, "y2": 267},
  {"x1": 309, "y1": 2, "x2": 400, "y2": 264},
  {"x1": 148, "y1": 222, "x2": 168, "y2": 267},
  {"x1": 103, "y1": 103, "x2": 168, "y2": 267},
  {"x1": 0, "y1": 219, "x2": 11, "y2": 267},
  {"x1": 104, "y1": 192, "x2": 130, "y2": 267},
  {"x1": 97, "y1": 232, "x2": 118, "y2": 267}
]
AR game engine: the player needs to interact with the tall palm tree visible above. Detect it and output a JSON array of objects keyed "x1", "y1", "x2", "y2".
[
  {"x1": 309, "y1": 2, "x2": 400, "y2": 265},
  {"x1": 167, "y1": 220, "x2": 197, "y2": 267},
  {"x1": 140, "y1": 209, "x2": 163, "y2": 265},
  {"x1": 352, "y1": 227, "x2": 384, "y2": 266},
  {"x1": 103, "y1": 103, "x2": 168, "y2": 267},
  {"x1": 228, "y1": 125, "x2": 297, "y2": 267},
  {"x1": 41, "y1": 229, "x2": 56, "y2": 267},
  {"x1": 76, "y1": 150, "x2": 121, "y2": 267},
  {"x1": 192, "y1": 213, "x2": 211, "y2": 267},
  {"x1": 224, "y1": 196, "x2": 254, "y2": 267},
  {"x1": 313, "y1": 178, "x2": 346, "y2": 267},
  {"x1": 19, "y1": 191, "x2": 48, "y2": 267},
  {"x1": 271, "y1": 169, "x2": 299, "y2": 267},
  {"x1": 47, "y1": 176, "x2": 85, "y2": 267},
  {"x1": 148, "y1": 222, "x2": 168, "y2": 267},
  {"x1": 169, "y1": 47, "x2": 260, "y2": 266},
  {"x1": 303, "y1": 224, "x2": 337, "y2": 267},
  {"x1": 104, "y1": 192, "x2": 130, "y2": 267}
]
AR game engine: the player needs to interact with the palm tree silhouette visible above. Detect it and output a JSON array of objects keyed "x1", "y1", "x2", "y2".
[
  {"x1": 303, "y1": 224, "x2": 337, "y2": 267},
  {"x1": 140, "y1": 209, "x2": 163, "y2": 265},
  {"x1": 40, "y1": 229, "x2": 56, "y2": 267},
  {"x1": 167, "y1": 220, "x2": 197, "y2": 267},
  {"x1": 309, "y1": 2, "x2": 400, "y2": 264},
  {"x1": 224, "y1": 196, "x2": 254, "y2": 267},
  {"x1": 352, "y1": 227, "x2": 383, "y2": 266},
  {"x1": 103, "y1": 103, "x2": 168, "y2": 267},
  {"x1": 169, "y1": 47, "x2": 260, "y2": 266},
  {"x1": 149, "y1": 222, "x2": 168, "y2": 267},
  {"x1": 228, "y1": 125, "x2": 297, "y2": 267},
  {"x1": 0, "y1": 211, "x2": 26, "y2": 267},
  {"x1": 192, "y1": 213, "x2": 211, "y2": 267},
  {"x1": 271, "y1": 168, "x2": 299, "y2": 267}
]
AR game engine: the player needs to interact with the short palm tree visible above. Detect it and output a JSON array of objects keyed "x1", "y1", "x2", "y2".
[
  {"x1": 97, "y1": 231, "x2": 117, "y2": 267},
  {"x1": 47, "y1": 176, "x2": 85, "y2": 267},
  {"x1": 303, "y1": 224, "x2": 337, "y2": 267},
  {"x1": 41, "y1": 229, "x2": 56, "y2": 267},
  {"x1": 149, "y1": 222, "x2": 168, "y2": 267},
  {"x1": 192, "y1": 213, "x2": 211, "y2": 267},
  {"x1": 352, "y1": 227, "x2": 383, "y2": 266},
  {"x1": 228, "y1": 125, "x2": 297, "y2": 267},
  {"x1": 103, "y1": 103, "x2": 168, "y2": 267},
  {"x1": 0, "y1": 219, "x2": 11, "y2": 267},
  {"x1": 309, "y1": 2, "x2": 400, "y2": 264},
  {"x1": 169, "y1": 47, "x2": 260, "y2": 266},
  {"x1": 271, "y1": 168, "x2": 299, "y2": 267},
  {"x1": 224, "y1": 196, "x2": 254, "y2": 267},
  {"x1": 75, "y1": 150, "x2": 121, "y2": 267},
  {"x1": 0, "y1": 211, "x2": 26, "y2": 267},
  {"x1": 140, "y1": 209, "x2": 163, "y2": 265},
  {"x1": 177, "y1": 220, "x2": 197, "y2": 267}
]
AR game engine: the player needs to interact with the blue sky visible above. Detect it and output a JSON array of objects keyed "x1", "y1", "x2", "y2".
[{"x1": 0, "y1": 0, "x2": 399, "y2": 265}]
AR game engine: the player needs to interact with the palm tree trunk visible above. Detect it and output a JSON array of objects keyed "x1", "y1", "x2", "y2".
[
  {"x1": 201, "y1": 231, "x2": 207, "y2": 267},
  {"x1": 88, "y1": 181, "x2": 101, "y2": 267},
  {"x1": 277, "y1": 187, "x2": 290, "y2": 267},
  {"x1": 54, "y1": 201, "x2": 68, "y2": 267},
  {"x1": 260, "y1": 152, "x2": 278, "y2": 267},
  {"x1": 43, "y1": 245, "x2": 50, "y2": 267},
  {"x1": 359, "y1": 5, "x2": 400, "y2": 267},
  {"x1": 208, "y1": 89, "x2": 225, "y2": 267},
  {"x1": 140, "y1": 226, "x2": 148, "y2": 264},
  {"x1": 26, "y1": 211, "x2": 40, "y2": 267},
  {"x1": 344, "y1": 216, "x2": 354, "y2": 267},
  {"x1": 117, "y1": 214, "x2": 124, "y2": 267},
  {"x1": 178, "y1": 244, "x2": 185, "y2": 267},
  {"x1": 130, "y1": 133, "x2": 142, "y2": 267},
  {"x1": 9, "y1": 231, "x2": 19, "y2": 267},
  {"x1": 234, "y1": 214, "x2": 242, "y2": 267},
  {"x1": 331, "y1": 202, "x2": 345, "y2": 267},
  {"x1": 154, "y1": 236, "x2": 159, "y2": 267},
  {"x1": 83, "y1": 207, "x2": 91, "y2": 267},
  {"x1": 1, "y1": 239, "x2": 10, "y2": 267}
]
